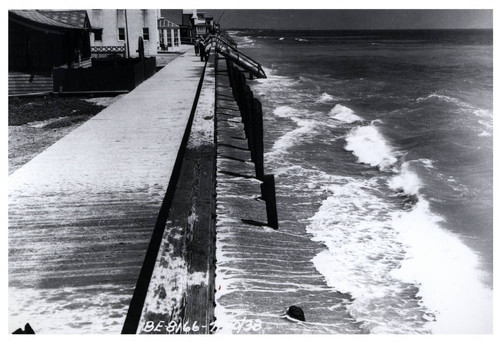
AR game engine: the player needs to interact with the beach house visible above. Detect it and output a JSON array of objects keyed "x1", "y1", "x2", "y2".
[
  {"x1": 157, "y1": 17, "x2": 182, "y2": 52},
  {"x1": 8, "y1": 10, "x2": 92, "y2": 94},
  {"x1": 87, "y1": 9, "x2": 159, "y2": 58}
]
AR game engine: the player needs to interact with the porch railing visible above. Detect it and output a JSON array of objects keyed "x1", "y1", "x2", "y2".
[{"x1": 91, "y1": 45, "x2": 126, "y2": 58}]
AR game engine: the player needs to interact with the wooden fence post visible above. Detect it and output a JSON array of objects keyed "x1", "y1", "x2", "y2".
[
  {"x1": 237, "y1": 70, "x2": 246, "y2": 108},
  {"x1": 232, "y1": 66, "x2": 239, "y2": 100},
  {"x1": 226, "y1": 60, "x2": 233, "y2": 88},
  {"x1": 222, "y1": 56, "x2": 278, "y2": 230},
  {"x1": 261, "y1": 174, "x2": 278, "y2": 229},
  {"x1": 243, "y1": 85, "x2": 254, "y2": 153},
  {"x1": 252, "y1": 98, "x2": 264, "y2": 180}
]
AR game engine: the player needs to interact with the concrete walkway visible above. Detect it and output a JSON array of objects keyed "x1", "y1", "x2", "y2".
[
  {"x1": 8, "y1": 48, "x2": 206, "y2": 333},
  {"x1": 156, "y1": 45, "x2": 193, "y2": 67}
]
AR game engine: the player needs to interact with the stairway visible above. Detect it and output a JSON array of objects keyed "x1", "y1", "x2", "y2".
[{"x1": 206, "y1": 36, "x2": 267, "y2": 79}]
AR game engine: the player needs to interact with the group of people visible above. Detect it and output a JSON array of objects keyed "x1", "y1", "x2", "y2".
[{"x1": 194, "y1": 36, "x2": 210, "y2": 62}]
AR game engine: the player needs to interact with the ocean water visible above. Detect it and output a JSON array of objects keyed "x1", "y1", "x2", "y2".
[{"x1": 220, "y1": 29, "x2": 493, "y2": 333}]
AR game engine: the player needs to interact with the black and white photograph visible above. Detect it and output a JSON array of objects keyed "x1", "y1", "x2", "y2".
[{"x1": 4, "y1": 1, "x2": 496, "y2": 336}]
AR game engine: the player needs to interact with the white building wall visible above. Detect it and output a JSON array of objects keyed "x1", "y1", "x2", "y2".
[{"x1": 88, "y1": 9, "x2": 159, "y2": 57}]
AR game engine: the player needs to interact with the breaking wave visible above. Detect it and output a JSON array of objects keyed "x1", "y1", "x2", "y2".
[
  {"x1": 308, "y1": 141, "x2": 492, "y2": 333},
  {"x1": 345, "y1": 124, "x2": 398, "y2": 171},
  {"x1": 237, "y1": 35, "x2": 256, "y2": 47},
  {"x1": 416, "y1": 93, "x2": 469, "y2": 107},
  {"x1": 306, "y1": 175, "x2": 430, "y2": 333},
  {"x1": 235, "y1": 28, "x2": 492, "y2": 334},
  {"x1": 388, "y1": 162, "x2": 421, "y2": 196},
  {"x1": 317, "y1": 93, "x2": 335, "y2": 103},
  {"x1": 320, "y1": 123, "x2": 494, "y2": 333},
  {"x1": 266, "y1": 106, "x2": 318, "y2": 157},
  {"x1": 390, "y1": 197, "x2": 493, "y2": 333},
  {"x1": 328, "y1": 104, "x2": 363, "y2": 123}
]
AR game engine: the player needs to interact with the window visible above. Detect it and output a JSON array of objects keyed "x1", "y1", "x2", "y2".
[
  {"x1": 143, "y1": 28, "x2": 149, "y2": 41},
  {"x1": 118, "y1": 27, "x2": 125, "y2": 41},
  {"x1": 166, "y1": 29, "x2": 172, "y2": 47},
  {"x1": 174, "y1": 30, "x2": 179, "y2": 46},
  {"x1": 94, "y1": 30, "x2": 102, "y2": 41},
  {"x1": 159, "y1": 29, "x2": 164, "y2": 46}
]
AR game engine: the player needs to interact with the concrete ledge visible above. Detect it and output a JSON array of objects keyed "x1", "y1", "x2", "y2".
[{"x1": 136, "y1": 53, "x2": 216, "y2": 335}]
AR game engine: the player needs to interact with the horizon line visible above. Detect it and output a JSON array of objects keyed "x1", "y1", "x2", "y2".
[{"x1": 224, "y1": 28, "x2": 493, "y2": 31}]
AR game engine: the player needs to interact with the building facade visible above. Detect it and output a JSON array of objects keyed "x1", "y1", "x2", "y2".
[
  {"x1": 157, "y1": 18, "x2": 181, "y2": 52},
  {"x1": 9, "y1": 10, "x2": 92, "y2": 73},
  {"x1": 87, "y1": 9, "x2": 159, "y2": 58},
  {"x1": 159, "y1": 9, "x2": 215, "y2": 44}
]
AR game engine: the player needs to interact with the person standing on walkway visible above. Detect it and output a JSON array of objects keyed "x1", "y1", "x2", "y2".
[
  {"x1": 199, "y1": 39, "x2": 206, "y2": 62},
  {"x1": 194, "y1": 38, "x2": 200, "y2": 56}
]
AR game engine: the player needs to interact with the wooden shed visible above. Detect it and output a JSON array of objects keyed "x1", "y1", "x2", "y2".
[{"x1": 9, "y1": 10, "x2": 92, "y2": 74}]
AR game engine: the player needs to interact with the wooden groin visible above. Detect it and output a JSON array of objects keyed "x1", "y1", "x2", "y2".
[
  {"x1": 213, "y1": 52, "x2": 284, "y2": 334},
  {"x1": 224, "y1": 58, "x2": 278, "y2": 229}
]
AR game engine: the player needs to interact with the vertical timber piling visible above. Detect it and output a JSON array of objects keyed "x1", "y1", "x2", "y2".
[{"x1": 221, "y1": 59, "x2": 278, "y2": 229}]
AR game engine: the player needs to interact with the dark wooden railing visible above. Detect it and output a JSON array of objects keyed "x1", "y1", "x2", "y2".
[
  {"x1": 206, "y1": 35, "x2": 266, "y2": 79},
  {"x1": 216, "y1": 35, "x2": 238, "y2": 49},
  {"x1": 219, "y1": 31, "x2": 238, "y2": 47}
]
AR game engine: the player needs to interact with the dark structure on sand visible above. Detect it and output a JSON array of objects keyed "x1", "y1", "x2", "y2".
[{"x1": 9, "y1": 10, "x2": 92, "y2": 74}]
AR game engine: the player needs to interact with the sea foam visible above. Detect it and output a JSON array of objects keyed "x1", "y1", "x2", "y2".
[
  {"x1": 388, "y1": 160, "x2": 493, "y2": 333},
  {"x1": 329, "y1": 104, "x2": 363, "y2": 123},
  {"x1": 273, "y1": 105, "x2": 298, "y2": 118},
  {"x1": 307, "y1": 166, "x2": 493, "y2": 333},
  {"x1": 388, "y1": 162, "x2": 421, "y2": 196},
  {"x1": 478, "y1": 130, "x2": 491, "y2": 137},
  {"x1": 317, "y1": 93, "x2": 335, "y2": 103},
  {"x1": 391, "y1": 198, "x2": 493, "y2": 333},
  {"x1": 307, "y1": 177, "x2": 430, "y2": 333},
  {"x1": 416, "y1": 93, "x2": 471, "y2": 108},
  {"x1": 329, "y1": 120, "x2": 492, "y2": 332},
  {"x1": 238, "y1": 35, "x2": 255, "y2": 47},
  {"x1": 267, "y1": 118, "x2": 317, "y2": 157},
  {"x1": 345, "y1": 125, "x2": 398, "y2": 171}
]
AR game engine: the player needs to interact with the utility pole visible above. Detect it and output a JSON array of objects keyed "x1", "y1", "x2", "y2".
[{"x1": 124, "y1": 9, "x2": 130, "y2": 58}]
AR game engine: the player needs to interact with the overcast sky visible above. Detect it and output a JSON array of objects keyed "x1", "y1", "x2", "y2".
[{"x1": 201, "y1": 9, "x2": 492, "y2": 30}]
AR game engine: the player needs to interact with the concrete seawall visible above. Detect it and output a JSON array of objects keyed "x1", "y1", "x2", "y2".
[
  {"x1": 121, "y1": 52, "x2": 275, "y2": 334},
  {"x1": 9, "y1": 46, "x2": 276, "y2": 334},
  {"x1": 134, "y1": 53, "x2": 217, "y2": 335}
]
